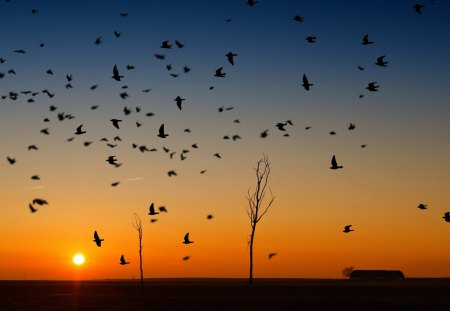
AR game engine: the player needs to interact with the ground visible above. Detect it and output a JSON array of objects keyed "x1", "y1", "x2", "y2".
[{"x1": 1, "y1": 279, "x2": 450, "y2": 310}]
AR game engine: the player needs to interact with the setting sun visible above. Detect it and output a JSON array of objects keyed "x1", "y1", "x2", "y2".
[{"x1": 72, "y1": 254, "x2": 85, "y2": 266}]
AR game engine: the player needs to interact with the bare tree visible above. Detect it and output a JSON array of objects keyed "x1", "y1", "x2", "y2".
[
  {"x1": 132, "y1": 213, "x2": 144, "y2": 288},
  {"x1": 245, "y1": 155, "x2": 274, "y2": 286},
  {"x1": 342, "y1": 266, "x2": 355, "y2": 278}
]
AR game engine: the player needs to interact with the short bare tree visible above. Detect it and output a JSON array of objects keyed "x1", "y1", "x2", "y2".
[
  {"x1": 245, "y1": 155, "x2": 274, "y2": 286},
  {"x1": 342, "y1": 266, "x2": 355, "y2": 278},
  {"x1": 132, "y1": 213, "x2": 144, "y2": 288}
]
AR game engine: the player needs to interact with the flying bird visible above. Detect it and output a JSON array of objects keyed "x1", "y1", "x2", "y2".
[
  {"x1": 375, "y1": 55, "x2": 388, "y2": 67},
  {"x1": 413, "y1": 4, "x2": 425, "y2": 14},
  {"x1": 417, "y1": 203, "x2": 428, "y2": 210},
  {"x1": 112, "y1": 65, "x2": 123, "y2": 81},
  {"x1": 159, "y1": 206, "x2": 168, "y2": 213},
  {"x1": 106, "y1": 156, "x2": 118, "y2": 166},
  {"x1": 148, "y1": 203, "x2": 159, "y2": 216},
  {"x1": 93, "y1": 231, "x2": 104, "y2": 247},
  {"x1": 94, "y1": 36, "x2": 102, "y2": 45},
  {"x1": 343, "y1": 225, "x2": 354, "y2": 233},
  {"x1": 161, "y1": 40, "x2": 172, "y2": 49},
  {"x1": 366, "y1": 82, "x2": 379, "y2": 92},
  {"x1": 214, "y1": 67, "x2": 226, "y2": 77},
  {"x1": 167, "y1": 170, "x2": 177, "y2": 177},
  {"x1": 305, "y1": 36, "x2": 316, "y2": 43},
  {"x1": 119, "y1": 255, "x2": 130, "y2": 265},
  {"x1": 32, "y1": 199, "x2": 48, "y2": 205},
  {"x1": 348, "y1": 123, "x2": 356, "y2": 130},
  {"x1": 75, "y1": 125, "x2": 86, "y2": 135},
  {"x1": 443, "y1": 212, "x2": 450, "y2": 222},
  {"x1": 183, "y1": 233, "x2": 194, "y2": 244},
  {"x1": 260, "y1": 130, "x2": 269, "y2": 138},
  {"x1": 268, "y1": 253, "x2": 277, "y2": 259},
  {"x1": 31, "y1": 175, "x2": 40, "y2": 180},
  {"x1": 182, "y1": 256, "x2": 190, "y2": 261},
  {"x1": 29, "y1": 204, "x2": 38, "y2": 213},
  {"x1": 157, "y1": 124, "x2": 168, "y2": 138},
  {"x1": 225, "y1": 52, "x2": 237, "y2": 65},
  {"x1": 207, "y1": 214, "x2": 213, "y2": 220},
  {"x1": 302, "y1": 74, "x2": 313, "y2": 90},
  {"x1": 174, "y1": 96, "x2": 185, "y2": 110},
  {"x1": 6, "y1": 156, "x2": 15, "y2": 164},
  {"x1": 276, "y1": 123, "x2": 287, "y2": 131},
  {"x1": 213, "y1": 153, "x2": 222, "y2": 159},
  {"x1": 175, "y1": 40, "x2": 185, "y2": 48},
  {"x1": 114, "y1": 31, "x2": 121, "y2": 38},
  {"x1": 111, "y1": 182, "x2": 120, "y2": 187},
  {"x1": 247, "y1": 0, "x2": 258, "y2": 6},
  {"x1": 293, "y1": 15, "x2": 304, "y2": 22},
  {"x1": 110, "y1": 119, "x2": 122, "y2": 129},
  {"x1": 330, "y1": 155, "x2": 343, "y2": 170},
  {"x1": 362, "y1": 34, "x2": 374, "y2": 45}
]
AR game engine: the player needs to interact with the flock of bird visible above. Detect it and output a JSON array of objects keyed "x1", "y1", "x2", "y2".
[{"x1": 1, "y1": 0, "x2": 448, "y2": 270}]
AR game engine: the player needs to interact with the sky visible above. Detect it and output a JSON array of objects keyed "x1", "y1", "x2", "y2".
[{"x1": 1, "y1": 0, "x2": 450, "y2": 280}]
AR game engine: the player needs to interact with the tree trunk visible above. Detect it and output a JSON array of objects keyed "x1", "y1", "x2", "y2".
[
  {"x1": 249, "y1": 224, "x2": 256, "y2": 286},
  {"x1": 139, "y1": 242, "x2": 143, "y2": 288}
]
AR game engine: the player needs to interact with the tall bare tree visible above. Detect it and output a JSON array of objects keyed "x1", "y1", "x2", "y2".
[
  {"x1": 245, "y1": 155, "x2": 274, "y2": 286},
  {"x1": 132, "y1": 213, "x2": 144, "y2": 288}
]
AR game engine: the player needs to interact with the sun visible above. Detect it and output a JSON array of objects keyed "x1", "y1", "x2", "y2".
[{"x1": 72, "y1": 253, "x2": 85, "y2": 266}]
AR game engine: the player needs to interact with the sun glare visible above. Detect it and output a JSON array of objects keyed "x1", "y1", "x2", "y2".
[{"x1": 73, "y1": 253, "x2": 85, "y2": 266}]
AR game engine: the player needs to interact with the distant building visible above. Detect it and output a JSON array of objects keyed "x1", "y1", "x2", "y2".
[{"x1": 350, "y1": 270, "x2": 405, "y2": 280}]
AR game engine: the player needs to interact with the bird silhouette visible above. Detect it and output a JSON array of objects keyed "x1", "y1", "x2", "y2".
[
  {"x1": 150, "y1": 219, "x2": 158, "y2": 223},
  {"x1": 114, "y1": 31, "x2": 121, "y2": 38},
  {"x1": 357, "y1": 66, "x2": 365, "y2": 71},
  {"x1": 94, "y1": 36, "x2": 102, "y2": 45},
  {"x1": 167, "y1": 170, "x2": 177, "y2": 177},
  {"x1": 75, "y1": 125, "x2": 86, "y2": 135},
  {"x1": 362, "y1": 34, "x2": 374, "y2": 45},
  {"x1": 375, "y1": 55, "x2": 388, "y2": 67},
  {"x1": 111, "y1": 182, "x2": 120, "y2": 187},
  {"x1": 417, "y1": 203, "x2": 428, "y2": 210},
  {"x1": 112, "y1": 65, "x2": 123, "y2": 81},
  {"x1": 414, "y1": 4, "x2": 424, "y2": 14},
  {"x1": 302, "y1": 74, "x2": 313, "y2": 90},
  {"x1": 443, "y1": 212, "x2": 450, "y2": 222},
  {"x1": 148, "y1": 203, "x2": 159, "y2": 216},
  {"x1": 158, "y1": 206, "x2": 168, "y2": 213},
  {"x1": 157, "y1": 124, "x2": 169, "y2": 138},
  {"x1": 174, "y1": 96, "x2": 185, "y2": 110},
  {"x1": 268, "y1": 253, "x2": 277, "y2": 259},
  {"x1": 260, "y1": 130, "x2": 269, "y2": 138},
  {"x1": 305, "y1": 36, "x2": 316, "y2": 43},
  {"x1": 348, "y1": 123, "x2": 356, "y2": 130},
  {"x1": 214, "y1": 67, "x2": 226, "y2": 77},
  {"x1": 213, "y1": 153, "x2": 222, "y2": 159},
  {"x1": 29, "y1": 203, "x2": 38, "y2": 213},
  {"x1": 226, "y1": 52, "x2": 237, "y2": 65},
  {"x1": 106, "y1": 156, "x2": 118, "y2": 166},
  {"x1": 175, "y1": 40, "x2": 185, "y2": 48},
  {"x1": 330, "y1": 155, "x2": 343, "y2": 170},
  {"x1": 276, "y1": 123, "x2": 287, "y2": 131},
  {"x1": 110, "y1": 119, "x2": 122, "y2": 129},
  {"x1": 6, "y1": 156, "x2": 15, "y2": 164},
  {"x1": 247, "y1": 0, "x2": 258, "y2": 6},
  {"x1": 293, "y1": 15, "x2": 304, "y2": 22},
  {"x1": 31, "y1": 175, "x2": 40, "y2": 180},
  {"x1": 32, "y1": 199, "x2": 48, "y2": 205},
  {"x1": 119, "y1": 254, "x2": 130, "y2": 265},
  {"x1": 207, "y1": 214, "x2": 213, "y2": 220},
  {"x1": 182, "y1": 256, "x2": 190, "y2": 261},
  {"x1": 366, "y1": 82, "x2": 379, "y2": 92},
  {"x1": 161, "y1": 40, "x2": 172, "y2": 49},
  {"x1": 183, "y1": 232, "x2": 194, "y2": 244},
  {"x1": 343, "y1": 225, "x2": 354, "y2": 233},
  {"x1": 93, "y1": 231, "x2": 104, "y2": 247},
  {"x1": 154, "y1": 54, "x2": 165, "y2": 60}
]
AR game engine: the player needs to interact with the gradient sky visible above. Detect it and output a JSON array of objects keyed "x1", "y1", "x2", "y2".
[{"x1": 1, "y1": 0, "x2": 450, "y2": 280}]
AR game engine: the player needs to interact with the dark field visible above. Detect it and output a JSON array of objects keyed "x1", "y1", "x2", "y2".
[{"x1": 1, "y1": 278, "x2": 450, "y2": 310}]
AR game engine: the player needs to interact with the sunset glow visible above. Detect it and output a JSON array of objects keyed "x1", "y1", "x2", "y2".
[{"x1": 0, "y1": 1, "x2": 449, "y2": 281}]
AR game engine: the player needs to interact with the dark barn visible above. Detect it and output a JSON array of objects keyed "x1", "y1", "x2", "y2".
[{"x1": 350, "y1": 270, "x2": 405, "y2": 280}]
